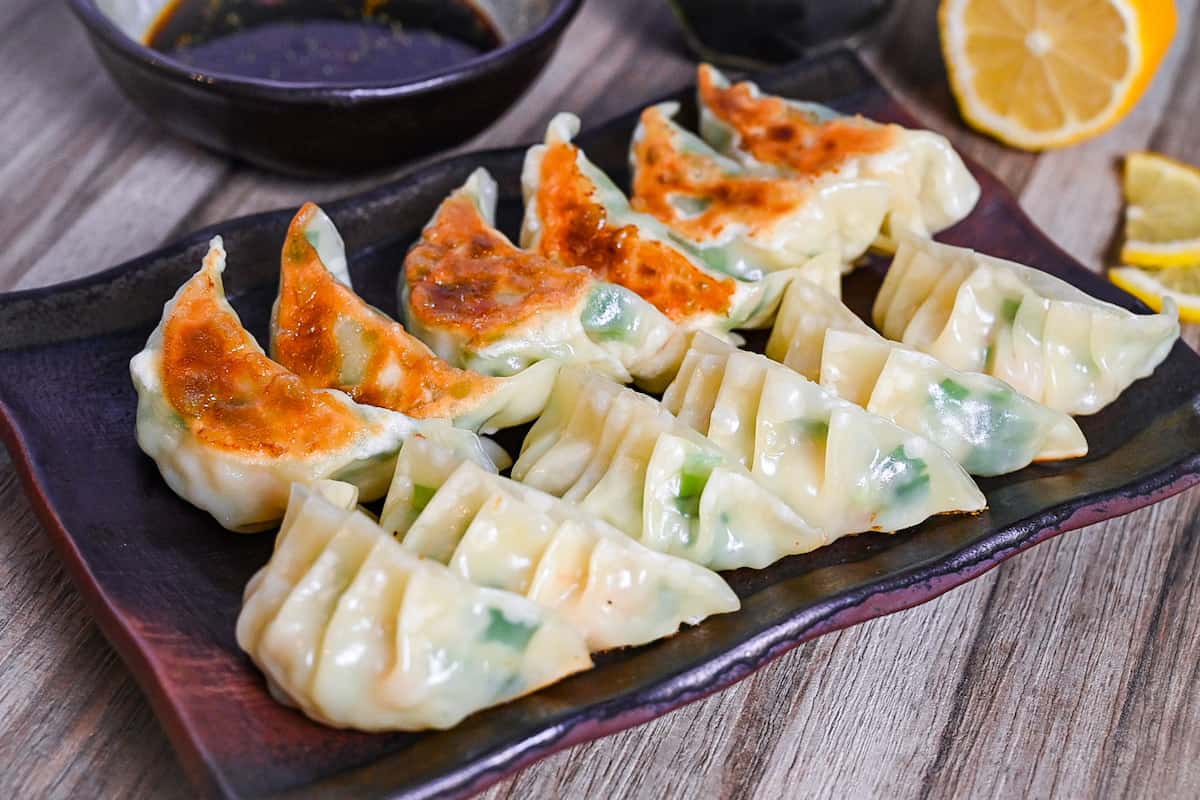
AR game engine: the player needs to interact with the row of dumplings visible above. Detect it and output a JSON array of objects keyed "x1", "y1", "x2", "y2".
[{"x1": 131, "y1": 66, "x2": 1181, "y2": 732}]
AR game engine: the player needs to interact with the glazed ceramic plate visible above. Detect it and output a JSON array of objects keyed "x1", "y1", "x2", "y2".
[
  {"x1": 68, "y1": 0, "x2": 583, "y2": 174},
  {"x1": 2, "y1": 50, "x2": 1198, "y2": 800}
]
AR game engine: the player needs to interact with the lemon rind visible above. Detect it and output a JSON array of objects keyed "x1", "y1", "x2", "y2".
[
  {"x1": 1109, "y1": 266, "x2": 1198, "y2": 323},
  {"x1": 938, "y1": 0, "x2": 1149, "y2": 150}
]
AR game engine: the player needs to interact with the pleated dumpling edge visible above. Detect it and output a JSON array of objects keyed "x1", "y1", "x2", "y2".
[
  {"x1": 402, "y1": 167, "x2": 686, "y2": 388},
  {"x1": 130, "y1": 236, "x2": 416, "y2": 532},
  {"x1": 874, "y1": 237, "x2": 1180, "y2": 415},
  {"x1": 520, "y1": 112, "x2": 796, "y2": 334},
  {"x1": 270, "y1": 200, "x2": 559, "y2": 434},
  {"x1": 630, "y1": 100, "x2": 890, "y2": 271},
  {"x1": 237, "y1": 482, "x2": 593, "y2": 731},
  {"x1": 695, "y1": 64, "x2": 980, "y2": 246}
]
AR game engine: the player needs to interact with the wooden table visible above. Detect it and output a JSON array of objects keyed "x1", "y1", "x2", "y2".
[{"x1": 2, "y1": 0, "x2": 1198, "y2": 796}]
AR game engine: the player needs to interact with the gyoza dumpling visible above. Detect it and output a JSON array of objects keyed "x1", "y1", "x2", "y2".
[
  {"x1": 630, "y1": 102, "x2": 890, "y2": 272},
  {"x1": 874, "y1": 237, "x2": 1180, "y2": 414},
  {"x1": 512, "y1": 366, "x2": 826, "y2": 570},
  {"x1": 402, "y1": 168, "x2": 685, "y2": 388},
  {"x1": 378, "y1": 436, "x2": 739, "y2": 651},
  {"x1": 521, "y1": 113, "x2": 795, "y2": 335},
  {"x1": 271, "y1": 202, "x2": 557, "y2": 433},
  {"x1": 696, "y1": 64, "x2": 980, "y2": 246},
  {"x1": 819, "y1": 330, "x2": 1087, "y2": 474},
  {"x1": 766, "y1": 277, "x2": 877, "y2": 379},
  {"x1": 236, "y1": 483, "x2": 591, "y2": 731},
  {"x1": 377, "y1": 422, "x2": 505, "y2": 546},
  {"x1": 662, "y1": 334, "x2": 986, "y2": 533},
  {"x1": 766, "y1": 280, "x2": 1087, "y2": 475},
  {"x1": 130, "y1": 237, "x2": 416, "y2": 532},
  {"x1": 794, "y1": 248, "x2": 843, "y2": 299},
  {"x1": 305, "y1": 478, "x2": 362, "y2": 511}
]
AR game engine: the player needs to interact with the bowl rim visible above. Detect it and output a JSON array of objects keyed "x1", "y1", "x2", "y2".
[{"x1": 66, "y1": 0, "x2": 583, "y2": 102}]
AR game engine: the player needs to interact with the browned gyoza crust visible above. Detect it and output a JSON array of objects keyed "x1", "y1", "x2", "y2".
[
  {"x1": 273, "y1": 203, "x2": 507, "y2": 420},
  {"x1": 404, "y1": 191, "x2": 594, "y2": 351},
  {"x1": 697, "y1": 64, "x2": 898, "y2": 177},
  {"x1": 630, "y1": 105, "x2": 810, "y2": 242},
  {"x1": 160, "y1": 246, "x2": 363, "y2": 458},
  {"x1": 532, "y1": 137, "x2": 736, "y2": 323}
]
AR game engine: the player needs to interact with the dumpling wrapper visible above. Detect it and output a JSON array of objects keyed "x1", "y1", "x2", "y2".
[
  {"x1": 662, "y1": 333, "x2": 987, "y2": 533},
  {"x1": 696, "y1": 64, "x2": 980, "y2": 247},
  {"x1": 513, "y1": 366, "x2": 827, "y2": 570},
  {"x1": 764, "y1": 279, "x2": 1087, "y2": 475},
  {"x1": 380, "y1": 437, "x2": 739, "y2": 652},
  {"x1": 270, "y1": 201, "x2": 557, "y2": 433},
  {"x1": 236, "y1": 483, "x2": 592, "y2": 731},
  {"x1": 766, "y1": 277, "x2": 877, "y2": 379},
  {"x1": 873, "y1": 237, "x2": 1181, "y2": 415},
  {"x1": 378, "y1": 422, "x2": 504, "y2": 548},
  {"x1": 402, "y1": 168, "x2": 685, "y2": 389},
  {"x1": 130, "y1": 237, "x2": 417, "y2": 532},
  {"x1": 630, "y1": 101, "x2": 889, "y2": 273},
  {"x1": 521, "y1": 113, "x2": 796, "y2": 336}
]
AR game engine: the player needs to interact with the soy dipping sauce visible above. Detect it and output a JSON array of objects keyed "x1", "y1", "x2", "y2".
[{"x1": 146, "y1": 0, "x2": 503, "y2": 84}]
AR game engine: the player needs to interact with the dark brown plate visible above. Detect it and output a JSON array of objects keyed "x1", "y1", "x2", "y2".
[{"x1": 1, "y1": 50, "x2": 1198, "y2": 800}]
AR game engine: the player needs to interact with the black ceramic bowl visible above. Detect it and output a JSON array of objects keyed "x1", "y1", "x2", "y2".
[{"x1": 68, "y1": 0, "x2": 582, "y2": 175}]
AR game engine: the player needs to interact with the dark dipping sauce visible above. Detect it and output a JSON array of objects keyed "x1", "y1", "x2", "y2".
[{"x1": 146, "y1": 0, "x2": 503, "y2": 84}]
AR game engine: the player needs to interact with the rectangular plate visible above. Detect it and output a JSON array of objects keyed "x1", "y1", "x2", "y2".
[{"x1": 2, "y1": 50, "x2": 1198, "y2": 799}]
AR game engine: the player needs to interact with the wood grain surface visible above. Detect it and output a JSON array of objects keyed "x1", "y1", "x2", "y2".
[{"x1": 1, "y1": 0, "x2": 1198, "y2": 797}]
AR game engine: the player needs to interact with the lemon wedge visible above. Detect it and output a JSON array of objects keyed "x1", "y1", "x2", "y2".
[
  {"x1": 938, "y1": 0, "x2": 1176, "y2": 150},
  {"x1": 1110, "y1": 265, "x2": 1197, "y2": 322},
  {"x1": 1121, "y1": 151, "x2": 1200, "y2": 267}
]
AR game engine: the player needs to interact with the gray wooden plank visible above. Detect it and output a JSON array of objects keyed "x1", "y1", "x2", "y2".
[
  {"x1": 921, "y1": 492, "x2": 1200, "y2": 800},
  {"x1": 0, "y1": 469, "x2": 187, "y2": 799},
  {"x1": 0, "y1": 1, "x2": 226, "y2": 292}
]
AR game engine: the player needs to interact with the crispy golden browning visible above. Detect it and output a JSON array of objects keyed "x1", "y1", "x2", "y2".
[
  {"x1": 405, "y1": 192, "x2": 594, "y2": 348},
  {"x1": 274, "y1": 204, "x2": 503, "y2": 419},
  {"x1": 534, "y1": 139, "x2": 735, "y2": 322},
  {"x1": 698, "y1": 64, "x2": 898, "y2": 177},
  {"x1": 631, "y1": 105, "x2": 809, "y2": 241},
  {"x1": 160, "y1": 246, "x2": 361, "y2": 458}
]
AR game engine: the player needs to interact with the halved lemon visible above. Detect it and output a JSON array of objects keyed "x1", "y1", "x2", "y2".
[
  {"x1": 938, "y1": 0, "x2": 1177, "y2": 150},
  {"x1": 1121, "y1": 151, "x2": 1200, "y2": 267},
  {"x1": 1109, "y1": 265, "x2": 1197, "y2": 322}
]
